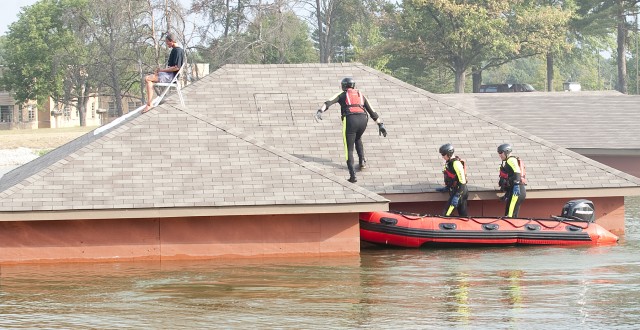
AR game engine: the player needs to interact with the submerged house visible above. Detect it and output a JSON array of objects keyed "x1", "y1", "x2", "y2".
[{"x1": 1, "y1": 63, "x2": 639, "y2": 264}]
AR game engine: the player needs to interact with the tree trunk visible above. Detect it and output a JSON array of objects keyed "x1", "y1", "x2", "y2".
[
  {"x1": 472, "y1": 68, "x2": 482, "y2": 93},
  {"x1": 454, "y1": 68, "x2": 465, "y2": 93},
  {"x1": 315, "y1": 0, "x2": 326, "y2": 63},
  {"x1": 111, "y1": 61, "x2": 124, "y2": 117},
  {"x1": 78, "y1": 81, "x2": 87, "y2": 127},
  {"x1": 223, "y1": 0, "x2": 230, "y2": 38},
  {"x1": 547, "y1": 52, "x2": 554, "y2": 92},
  {"x1": 165, "y1": 0, "x2": 171, "y2": 33},
  {"x1": 617, "y1": 1, "x2": 628, "y2": 94}
]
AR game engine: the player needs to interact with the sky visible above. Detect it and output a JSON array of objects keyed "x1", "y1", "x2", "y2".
[
  {"x1": 1, "y1": 0, "x2": 198, "y2": 37},
  {"x1": 0, "y1": 0, "x2": 38, "y2": 36}
]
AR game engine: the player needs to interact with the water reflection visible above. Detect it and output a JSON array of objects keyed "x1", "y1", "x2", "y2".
[
  {"x1": 0, "y1": 198, "x2": 639, "y2": 328},
  {"x1": 444, "y1": 272, "x2": 470, "y2": 326}
]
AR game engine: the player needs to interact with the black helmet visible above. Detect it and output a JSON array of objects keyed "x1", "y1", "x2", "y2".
[
  {"x1": 341, "y1": 77, "x2": 355, "y2": 91},
  {"x1": 439, "y1": 143, "x2": 454, "y2": 157},
  {"x1": 497, "y1": 143, "x2": 512, "y2": 155}
]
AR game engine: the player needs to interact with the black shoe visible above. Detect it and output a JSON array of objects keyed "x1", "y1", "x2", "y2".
[{"x1": 348, "y1": 176, "x2": 357, "y2": 183}]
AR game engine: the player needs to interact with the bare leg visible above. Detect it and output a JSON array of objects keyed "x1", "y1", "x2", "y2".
[{"x1": 143, "y1": 73, "x2": 158, "y2": 113}]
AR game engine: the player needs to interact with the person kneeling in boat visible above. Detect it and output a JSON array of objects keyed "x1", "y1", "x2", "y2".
[
  {"x1": 436, "y1": 143, "x2": 468, "y2": 217},
  {"x1": 497, "y1": 143, "x2": 527, "y2": 217}
]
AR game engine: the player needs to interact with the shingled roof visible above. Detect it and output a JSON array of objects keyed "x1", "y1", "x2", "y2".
[
  {"x1": 2, "y1": 63, "x2": 639, "y2": 217},
  {"x1": 178, "y1": 63, "x2": 640, "y2": 199},
  {"x1": 0, "y1": 101, "x2": 388, "y2": 219},
  {"x1": 436, "y1": 91, "x2": 640, "y2": 152}
]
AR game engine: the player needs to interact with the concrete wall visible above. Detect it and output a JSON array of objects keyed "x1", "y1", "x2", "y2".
[
  {"x1": 391, "y1": 196, "x2": 625, "y2": 235},
  {"x1": 0, "y1": 213, "x2": 359, "y2": 264}
]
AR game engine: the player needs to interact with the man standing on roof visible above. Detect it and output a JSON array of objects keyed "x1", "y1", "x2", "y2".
[
  {"x1": 436, "y1": 143, "x2": 468, "y2": 217},
  {"x1": 497, "y1": 143, "x2": 527, "y2": 217},
  {"x1": 143, "y1": 32, "x2": 185, "y2": 114},
  {"x1": 315, "y1": 77, "x2": 387, "y2": 183}
]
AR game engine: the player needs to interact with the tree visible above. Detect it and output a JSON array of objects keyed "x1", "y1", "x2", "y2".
[
  {"x1": 311, "y1": 0, "x2": 338, "y2": 63},
  {"x1": 396, "y1": 0, "x2": 570, "y2": 93},
  {"x1": 82, "y1": 0, "x2": 151, "y2": 117},
  {"x1": 245, "y1": 10, "x2": 317, "y2": 64},
  {"x1": 191, "y1": 1, "x2": 317, "y2": 67},
  {"x1": 1, "y1": 0, "x2": 79, "y2": 105},
  {"x1": 573, "y1": 0, "x2": 640, "y2": 93},
  {"x1": 305, "y1": 0, "x2": 380, "y2": 63}
]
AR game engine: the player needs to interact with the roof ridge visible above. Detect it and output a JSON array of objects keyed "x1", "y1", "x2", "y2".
[
  {"x1": 169, "y1": 103, "x2": 388, "y2": 202},
  {"x1": 220, "y1": 63, "x2": 363, "y2": 70}
]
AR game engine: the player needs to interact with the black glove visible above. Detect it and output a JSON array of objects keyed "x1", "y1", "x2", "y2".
[
  {"x1": 314, "y1": 109, "x2": 323, "y2": 122},
  {"x1": 513, "y1": 184, "x2": 521, "y2": 196},
  {"x1": 435, "y1": 186, "x2": 449, "y2": 193},
  {"x1": 378, "y1": 122, "x2": 387, "y2": 137},
  {"x1": 451, "y1": 194, "x2": 460, "y2": 207}
]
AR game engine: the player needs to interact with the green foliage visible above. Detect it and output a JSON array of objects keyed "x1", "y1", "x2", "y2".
[
  {"x1": 204, "y1": 9, "x2": 317, "y2": 68},
  {"x1": 1, "y1": 0, "x2": 637, "y2": 103},
  {"x1": 1, "y1": 0, "x2": 81, "y2": 104},
  {"x1": 347, "y1": 1, "x2": 394, "y2": 70},
  {"x1": 389, "y1": 0, "x2": 571, "y2": 92},
  {"x1": 246, "y1": 11, "x2": 317, "y2": 64}
]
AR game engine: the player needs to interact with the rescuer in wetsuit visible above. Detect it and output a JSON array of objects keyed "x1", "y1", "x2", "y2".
[
  {"x1": 315, "y1": 77, "x2": 387, "y2": 183},
  {"x1": 436, "y1": 143, "x2": 468, "y2": 217},
  {"x1": 498, "y1": 143, "x2": 526, "y2": 217}
]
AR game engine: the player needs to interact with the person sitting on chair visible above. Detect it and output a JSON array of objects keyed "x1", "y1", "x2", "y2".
[{"x1": 143, "y1": 32, "x2": 184, "y2": 113}]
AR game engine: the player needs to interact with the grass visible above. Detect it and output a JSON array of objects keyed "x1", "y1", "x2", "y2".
[{"x1": 1, "y1": 126, "x2": 98, "y2": 149}]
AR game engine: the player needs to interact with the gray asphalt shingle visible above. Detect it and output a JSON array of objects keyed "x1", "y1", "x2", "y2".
[
  {"x1": 180, "y1": 63, "x2": 640, "y2": 194},
  {"x1": 436, "y1": 91, "x2": 640, "y2": 150},
  {"x1": 0, "y1": 101, "x2": 386, "y2": 212}
]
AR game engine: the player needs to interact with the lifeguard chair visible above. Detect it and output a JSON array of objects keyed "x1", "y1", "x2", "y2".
[{"x1": 153, "y1": 63, "x2": 185, "y2": 107}]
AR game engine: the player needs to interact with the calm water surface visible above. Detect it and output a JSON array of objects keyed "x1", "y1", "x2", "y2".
[{"x1": 1, "y1": 197, "x2": 640, "y2": 329}]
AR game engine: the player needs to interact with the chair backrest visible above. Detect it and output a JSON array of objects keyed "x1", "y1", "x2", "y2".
[{"x1": 172, "y1": 63, "x2": 185, "y2": 83}]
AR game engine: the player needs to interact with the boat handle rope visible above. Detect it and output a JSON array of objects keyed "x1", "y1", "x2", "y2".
[{"x1": 388, "y1": 211, "x2": 590, "y2": 230}]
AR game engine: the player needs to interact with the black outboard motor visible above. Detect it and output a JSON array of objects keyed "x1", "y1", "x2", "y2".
[{"x1": 560, "y1": 199, "x2": 595, "y2": 222}]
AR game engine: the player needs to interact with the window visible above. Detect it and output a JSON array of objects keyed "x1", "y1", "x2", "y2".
[
  {"x1": 18, "y1": 105, "x2": 23, "y2": 122},
  {"x1": 108, "y1": 102, "x2": 116, "y2": 117},
  {"x1": 0, "y1": 105, "x2": 13, "y2": 122},
  {"x1": 28, "y1": 106, "x2": 36, "y2": 121},
  {"x1": 91, "y1": 103, "x2": 95, "y2": 118}
]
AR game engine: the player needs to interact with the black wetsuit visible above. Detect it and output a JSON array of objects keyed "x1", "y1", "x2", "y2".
[
  {"x1": 443, "y1": 157, "x2": 468, "y2": 217},
  {"x1": 499, "y1": 156, "x2": 526, "y2": 217},
  {"x1": 323, "y1": 88, "x2": 381, "y2": 181}
]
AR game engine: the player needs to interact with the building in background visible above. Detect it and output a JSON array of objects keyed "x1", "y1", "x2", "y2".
[{"x1": 0, "y1": 90, "x2": 38, "y2": 130}]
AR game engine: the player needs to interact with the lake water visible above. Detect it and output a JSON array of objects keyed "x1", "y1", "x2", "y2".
[{"x1": 1, "y1": 197, "x2": 639, "y2": 329}]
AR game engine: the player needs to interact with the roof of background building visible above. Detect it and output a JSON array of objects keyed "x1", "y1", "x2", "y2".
[{"x1": 436, "y1": 91, "x2": 640, "y2": 151}]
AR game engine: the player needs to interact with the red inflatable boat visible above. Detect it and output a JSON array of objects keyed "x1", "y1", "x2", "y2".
[{"x1": 360, "y1": 200, "x2": 618, "y2": 247}]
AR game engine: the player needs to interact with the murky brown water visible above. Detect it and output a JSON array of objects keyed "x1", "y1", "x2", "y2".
[{"x1": 1, "y1": 197, "x2": 639, "y2": 329}]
